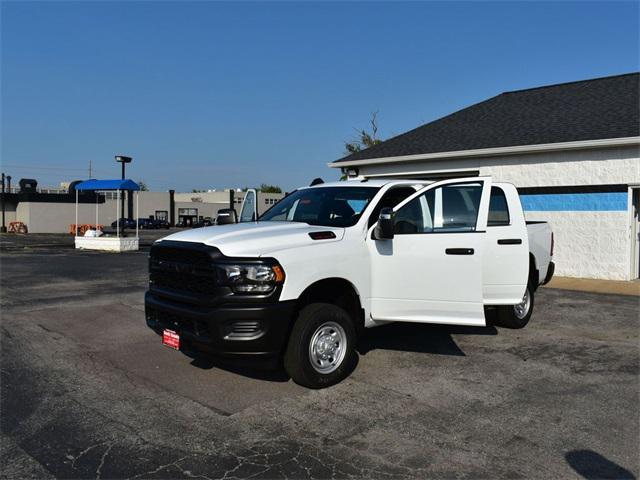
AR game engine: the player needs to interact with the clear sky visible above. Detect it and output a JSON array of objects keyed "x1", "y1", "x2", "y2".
[{"x1": 2, "y1": 1, "x2": 638, "y2": 192}]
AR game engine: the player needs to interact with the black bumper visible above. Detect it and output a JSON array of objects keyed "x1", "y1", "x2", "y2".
[{"x1": 145, "y1": 291, "x2": 297, "y2": 359}]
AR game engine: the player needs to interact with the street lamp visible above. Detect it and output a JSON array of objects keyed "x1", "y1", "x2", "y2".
[
  {"x1": 115, "y1": 155, "x2": 132, "y2": 179},
  {"x1": 115, "y1": 155, "x2": 132, "y2": 222}
]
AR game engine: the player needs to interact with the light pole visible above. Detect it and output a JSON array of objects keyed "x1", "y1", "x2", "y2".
[
  {"x1": 1, "y1": 173, "x2": 6, "y2": 233},
  {"x1": 115, "y1": 155, "x2": 132, "y2": 222}
]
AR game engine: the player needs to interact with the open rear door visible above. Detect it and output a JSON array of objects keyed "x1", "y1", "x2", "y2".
[
  {"x1": 239, "y1": 188, "x2": 258, "y2": 222},
  {"x1": 367, "y1": 177, "x2": 492, "y2": 326}
]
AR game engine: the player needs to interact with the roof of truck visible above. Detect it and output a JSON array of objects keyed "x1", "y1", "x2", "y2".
[{"x1": 304, "y1": 179, "x2": 431, "y2": 189}]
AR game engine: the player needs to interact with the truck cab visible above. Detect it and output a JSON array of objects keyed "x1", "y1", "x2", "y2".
[{"x1": 146, "y1": 177, "x2": 554, "y2": 388}]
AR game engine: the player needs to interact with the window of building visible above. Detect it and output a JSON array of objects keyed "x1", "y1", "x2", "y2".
[
  {"x1": 155, "y1": 210, "x2": 168, "y2": 221},
  {"x1": 488, "y1": 187, "x2": 510, "y2": 226},
  {"x1": 178, "y1": 208, "x2": 198, "y2": 216}
]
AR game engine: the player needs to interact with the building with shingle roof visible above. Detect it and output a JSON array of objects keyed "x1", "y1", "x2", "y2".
[{"x1": 330, "y1": 73, "x2": 640, "y2": 280}]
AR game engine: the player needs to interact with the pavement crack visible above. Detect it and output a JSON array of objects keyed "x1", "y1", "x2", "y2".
[
  {"x1": 96, "y1": 443, "x2": 115, "y2": 479},
  {"x1": 128, "y1": 455, "x2": 191, "y2": 479},
  {"x1": 67, "y1": 442, "x2": 109, "y2": 469}
]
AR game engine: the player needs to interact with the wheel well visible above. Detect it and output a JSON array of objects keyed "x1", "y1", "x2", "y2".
[
  {"x1": 529, "y1": 253, "x2": 539, "y2": 291},
  {"x1": 296, "y1": 278, "x2": 364, "y2": 333}
]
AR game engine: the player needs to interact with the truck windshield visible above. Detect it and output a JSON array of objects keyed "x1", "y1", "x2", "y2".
[{"x1": 259, "y1": 186, "x2": 380, "y2": 227}]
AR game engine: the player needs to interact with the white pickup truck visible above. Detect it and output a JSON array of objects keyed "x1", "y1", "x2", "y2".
[{"x1": 146, "y1": 177, "x2": 554, "y2": 388}]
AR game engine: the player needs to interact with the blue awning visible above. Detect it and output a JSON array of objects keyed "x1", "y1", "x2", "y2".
[{"x1": 75, "y1": 179, "x2": 140, "y2": 191}]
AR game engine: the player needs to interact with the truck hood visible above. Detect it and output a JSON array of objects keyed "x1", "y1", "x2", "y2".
[{"x1": 157, "y1": 222, "x2": 345, "y2": 257}]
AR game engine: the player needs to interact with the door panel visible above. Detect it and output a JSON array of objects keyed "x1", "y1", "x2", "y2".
[
  {"x1": 633, "y1": 188, "x2": 640, "y2": 280},
  {"x1": 482, "y1": 185, "x2": 529, "y2": 304},
  {"x1": 370, "y1": 233, "x2": 485, "y2": 325},
  {"x1": 368, "y1": 177, "x2": 491, "y2": 326},
  {"x1": 239, "y1": 189, "x2": 257, "y2": 222}
]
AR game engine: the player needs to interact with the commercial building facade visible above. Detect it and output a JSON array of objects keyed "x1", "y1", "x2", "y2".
[
  {"x1": 4, "y1": 188, "x2": 284, "y2": 234},
  {"x1": 332, "y1": 73, "x2": 640, "y2": 280}
]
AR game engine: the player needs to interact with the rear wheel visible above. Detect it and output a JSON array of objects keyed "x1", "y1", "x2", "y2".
[
  {"x1": 284, "y1": 303, "x2": 357, "y2": 388},
  {"x1": 495, "y1": 285, "x2": 534, "y2": 329}
]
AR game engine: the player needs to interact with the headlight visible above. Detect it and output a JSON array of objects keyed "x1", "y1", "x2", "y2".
[{"x1": 217, "y1": 263, "x2": 285, "y2": 294}]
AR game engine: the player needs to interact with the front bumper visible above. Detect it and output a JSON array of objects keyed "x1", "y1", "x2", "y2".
[{"x1": 145, "y1": 291, "x2": 297, "y2": 358}]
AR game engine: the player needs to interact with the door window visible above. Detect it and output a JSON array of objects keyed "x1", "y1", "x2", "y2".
[
  {"x1": 239, "y1": 189, "x2": 257, "y2": 222},
  {"x1": 394, "y1": 183, "x2": 483, "y2": 234},
  {"x1": 368, "y1": 186, "x2": 418, "y2": 228},
  {"x1": 487, "y1": 187, "x2": 510, "y2": 226}
]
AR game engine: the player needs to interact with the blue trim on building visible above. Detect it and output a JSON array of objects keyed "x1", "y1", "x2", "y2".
[{"x1": 520, "y1": 192, "x2": 628, "y2": 211}]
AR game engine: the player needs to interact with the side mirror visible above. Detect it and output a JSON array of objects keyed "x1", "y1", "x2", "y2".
[
  {"x1": 374, "y1": 207, "x2": 395, "y2": 240},
  {"x1": 216, "y1": 208, "x2": 237, "y2": 225}
]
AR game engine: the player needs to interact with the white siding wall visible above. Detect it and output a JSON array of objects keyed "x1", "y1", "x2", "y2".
[
  {"x1": 358, "y1": 145, "x2": 640, "y2": 186},
  {"x1": 525, "y1": 211, "x2": 630, "y2": 280},
  {"x1": 135, "y1": 192, "x2": 170, "y2": 219},
  {"x1": 17, "y1": 202, "x2": 119, "y2": 234},
  {"x1": 355, "y1": 145, "x2": 640, "y2": 280}
]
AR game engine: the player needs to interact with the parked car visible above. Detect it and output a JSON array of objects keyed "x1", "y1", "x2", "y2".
[
  {"x1": 111, "y1": 218, "x2": 137, "y2": 229},
  {"x1": 194, "y1": 217, "x2": 213, "y2": 228},
  {"x1": 153, "y1": 219, "x2": 170, "y2": 229},
  {"x1": 138, "y1": 218, "x2": 155, "y2": 229},
  {"x1": 145, "y1": 177, "x2": 554, "y2": 388}
]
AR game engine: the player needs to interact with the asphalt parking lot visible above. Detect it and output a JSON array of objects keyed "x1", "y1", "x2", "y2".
[{"x1": 1, "y1": 235, "x2": 638, "y2": 479}]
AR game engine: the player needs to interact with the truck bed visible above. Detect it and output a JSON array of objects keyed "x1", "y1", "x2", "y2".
[{"x1": 526, "y1": 221, "x2": 553, "y2": 286}]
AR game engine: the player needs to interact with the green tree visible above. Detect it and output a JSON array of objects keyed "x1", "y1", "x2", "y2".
[
  {"x1": 341, "y1": 111, "x2": 384, "y2": 179},
  {"x1": 344, "y1": 111, "x2": 383, "y2": 154},
  {"x1": 259, "y1": 184, "x2": 282, "y2": 193},
  {"x1": 137, "y1": 180, "x2": 149, "y2": 191}
]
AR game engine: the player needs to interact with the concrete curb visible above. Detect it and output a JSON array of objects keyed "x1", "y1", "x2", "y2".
[{"x1": 544, "y1": 276, "x2": 640, "y2": 297}]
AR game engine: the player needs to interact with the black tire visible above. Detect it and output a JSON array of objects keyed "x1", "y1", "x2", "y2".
[
  {"x1": 284, "y1": 303, "x2": 357, "y2": 388},
  {"x1": 495, "y1": 285, "x2": 534, "y2": 329}
]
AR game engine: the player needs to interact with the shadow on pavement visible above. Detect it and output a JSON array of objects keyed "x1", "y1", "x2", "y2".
[
  {"x1": 565, "y1": 450, "x2": 636, "y2": 479},
  {"x1": 184, "y1": 350, "x2": 291, "y2": 382},
  {"x1": 180, "y1": 316, "x2": 499, "y2": 381},
  {"x1": 358, "y1": 321, "x2": 497, "y2": 356}
]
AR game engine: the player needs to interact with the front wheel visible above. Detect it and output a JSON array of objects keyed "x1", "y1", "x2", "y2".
[
  {"x1": 284, "y1": 303, "x2": 357, "y2": 388},
  {"x1": 495, "y1": 286, "x2": 534, "y2": 329}
]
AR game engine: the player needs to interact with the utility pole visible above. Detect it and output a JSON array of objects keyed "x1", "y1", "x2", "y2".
[
  {"x1": 1, "y1": 173, "x2": 6, "y2": 233},
  {"x1": 89, "y1": 160, "x2": 92, "y2": 178}
]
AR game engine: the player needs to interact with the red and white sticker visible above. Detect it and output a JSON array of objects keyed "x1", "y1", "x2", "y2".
[{"x1": 162, "y1": 329, "x2": 180, "y2": 350}]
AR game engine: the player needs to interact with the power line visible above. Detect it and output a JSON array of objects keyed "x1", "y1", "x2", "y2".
[{"x1": 1, "y1": 164, "x2": 89, "y2": 172}]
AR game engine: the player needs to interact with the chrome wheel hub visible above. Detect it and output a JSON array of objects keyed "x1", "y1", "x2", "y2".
[
  {"x1": 514, "y1": 288, "x2": 531, "y2": 320},
  {"x1": 309, "y1": 321, "x2": 347, "y2": 374}
]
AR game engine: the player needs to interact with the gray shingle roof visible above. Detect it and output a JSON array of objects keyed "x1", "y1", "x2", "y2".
[{"x1": 334, "y1": 73, "x2": 640, "y2": 164}]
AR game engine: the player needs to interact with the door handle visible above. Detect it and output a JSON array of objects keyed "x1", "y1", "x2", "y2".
[
  {"x1": 497, "y1": 238, "x2": 523, "y2": 245},
  {"x1": 445, "y1": 248, "x2": 474, "y2": 255}
]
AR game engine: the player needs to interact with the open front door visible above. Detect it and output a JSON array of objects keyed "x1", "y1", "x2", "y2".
[
  {"x1": 367, "y1": 177, "x2": 492, "y2": 326},
  {"x1": 239, "y1": 189, "x2": 258, "y2": 222}
]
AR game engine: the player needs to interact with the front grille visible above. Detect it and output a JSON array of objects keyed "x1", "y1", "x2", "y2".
[
  {"x1": 150, "y1": 269, "x2": 218, "y2": 295},
  {"x1": 147, "y1": 307, "x2": 210, "y2": 338},
  {"x1": 149, "y1": 243, "x2": 220, "y2": 296}
]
